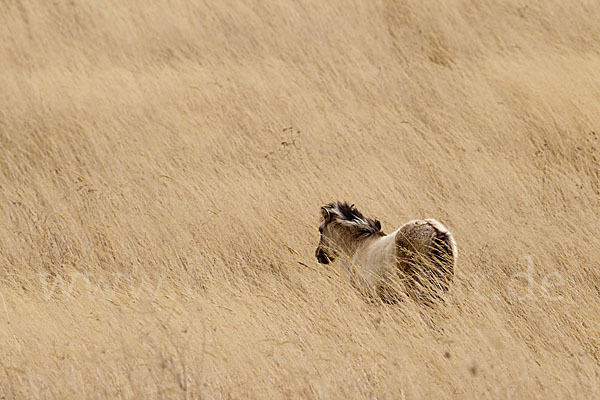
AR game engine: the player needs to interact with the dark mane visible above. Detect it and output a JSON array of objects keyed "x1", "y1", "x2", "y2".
[{"x1": 324, "y1": 201, "x2": 382, "y2": 237}]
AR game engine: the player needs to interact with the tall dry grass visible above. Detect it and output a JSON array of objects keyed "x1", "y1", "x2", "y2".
[{"x1": 1, "y1": 0, "x2": 599, "y2": 398}]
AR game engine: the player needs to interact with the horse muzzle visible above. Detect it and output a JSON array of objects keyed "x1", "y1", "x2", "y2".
[{"x1": 315, "y1": 248, "x2": 334, "y2": 264}]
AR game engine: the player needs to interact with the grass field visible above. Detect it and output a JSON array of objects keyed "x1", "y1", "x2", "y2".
[{"x1": 1, "y1": 0, "x2": 599, "y2": 398}]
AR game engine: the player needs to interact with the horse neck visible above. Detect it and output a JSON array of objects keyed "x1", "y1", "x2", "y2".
[
  {"x1": 352, "y1": 233, "x2": 388, "y2": 255},
  {"x1": 337, "y1": 231, "x2": 391, "y2": 261},
  {"x1": 336, "y1": 234, "x2": 369, "y2": 259},
  {"x1": 353, "y1": 231, "x2": 398, "y2": 263}
]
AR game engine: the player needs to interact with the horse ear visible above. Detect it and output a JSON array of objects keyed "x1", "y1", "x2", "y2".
[
  {"x1": 321, "y1": 207, "x2": 331, "y2": 221},
  {"x1": 375, "y1": 220, "x2": 381, "y2": 231}
]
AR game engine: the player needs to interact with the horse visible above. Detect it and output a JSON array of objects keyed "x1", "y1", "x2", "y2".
[{"x1": 314, "y1": 202, "x2": 457, "y2": 302}]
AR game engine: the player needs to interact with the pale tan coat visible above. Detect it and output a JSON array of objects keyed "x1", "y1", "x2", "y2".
[{"x1": 345, "y1": 219, "x2": 457, "y2": 295}]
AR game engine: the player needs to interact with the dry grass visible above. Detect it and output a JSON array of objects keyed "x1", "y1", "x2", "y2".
[{"x1": 1, "y1": 0, "x2": 599, "y2": 398}]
